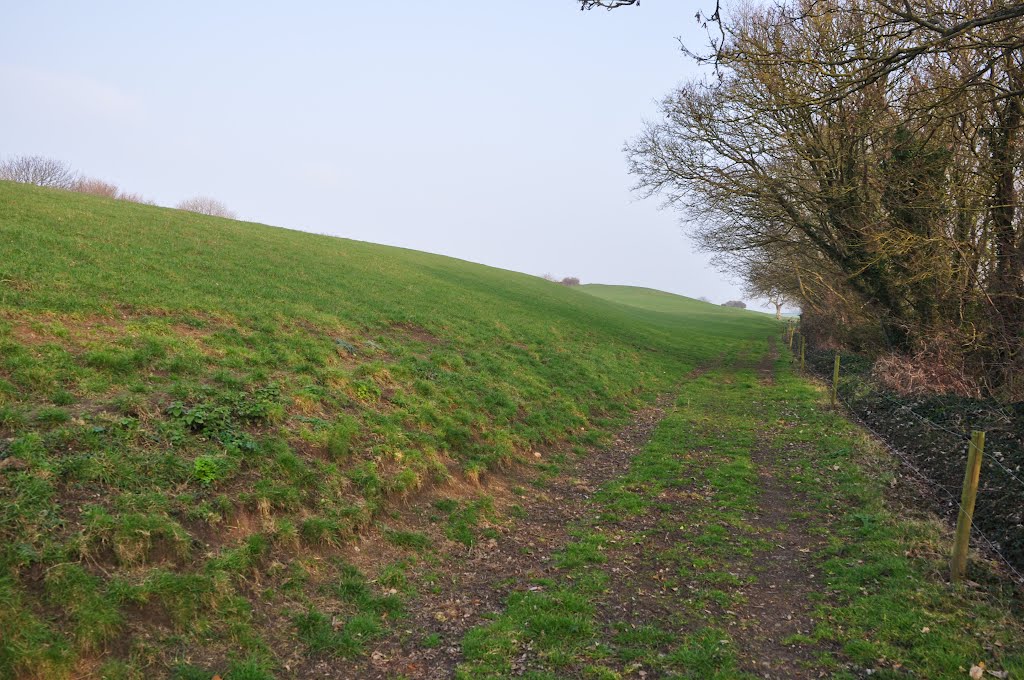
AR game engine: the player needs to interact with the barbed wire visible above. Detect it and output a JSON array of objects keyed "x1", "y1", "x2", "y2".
[
  {"x1": 795, "y1": 330, "x2": 1024, "y2": 496},
  {"x1": 983, "y1": 451, "x2": 1024, "y2": 493},
  {"x1": 871, "y1": 389, "x2": 973, "y2": 442},
  {"x1": 837, "y1": 359, "x2": 1024, "y2": 496},
  {"x1": 836, "y1": 388, "x2": 1024, "y2": 586},
  {"x1": 783, "y1": 330, "x2": 1024, "y2": 584}
]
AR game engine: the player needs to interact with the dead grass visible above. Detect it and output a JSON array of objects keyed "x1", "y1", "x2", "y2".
[{"x1": 872, "y1": 339, "x2": 982, "y2": 398}]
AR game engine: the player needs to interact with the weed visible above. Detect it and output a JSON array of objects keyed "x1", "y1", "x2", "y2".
[
  {"x1": 352, "y1": 379, "x2": 381, "y2": 403},
  {"x1": 35, "y1": 407, "x2": 70, "y2": 424},
  {"x1": 300, "y1": 516, "x2": 344, "y2": 547},
  {"x1": 192, "y1": 454, "x2": 234, "y2": 486},
  {"x1": 327, "y1": 413, "x2": 360, "y2": 460},
  {"x1": 383, "y1": 528, "x2": 432, "y2": 552}
]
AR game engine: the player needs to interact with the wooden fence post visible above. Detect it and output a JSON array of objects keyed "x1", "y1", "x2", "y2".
[
  {"x1": 951, "y1": 431, "x2": 985, "y2": 583},
  {"x1": 799, "y1": 336, "x2": 806, "y2": 372},
  {"x1": 831, "y1": 353, "x2": 840, "y2": 408},
  {"x1": 789, "y1": 325, "x2": 795, "y2": 350}
]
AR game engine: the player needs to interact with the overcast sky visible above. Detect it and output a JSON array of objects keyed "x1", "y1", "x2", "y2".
[{"x1": 1, "y1": 2, "x2": 758, "y2": 306}]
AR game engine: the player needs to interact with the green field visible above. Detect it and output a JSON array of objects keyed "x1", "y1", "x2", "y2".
[
  {"x1": 581, "y1": 284, "x2": 739, "y2": 316},
  {"x1": 0, "y1": 181, "x2": 772, "y2": 678},
  {"x1": 1, "y1": 181, "x2": 1021, "y2": 680}
]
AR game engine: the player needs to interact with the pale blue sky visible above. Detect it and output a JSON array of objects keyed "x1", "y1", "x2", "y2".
[{"x1": 1, "y1": 2, "x2": 754, "y2": 305}]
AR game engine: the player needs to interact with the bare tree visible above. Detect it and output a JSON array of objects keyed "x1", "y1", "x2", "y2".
[
  {"x1": 560, "y1": 276, "x2": 582, "y2": 286},
  {"x1": 0, "y1": 155, "x2": 77, "y2": 189},
  {"x1": 579, "y1": 0, "x2": 639, "y2": 9},
  {"x1": 176, "y1": 196, "x2": 236, "y2": 219},
  {"x1": 71, "y1": 177, "x2": 120, "y2": 198},
  {"x1": 624, "y1": 0, "x2": 1024, "y2": 392}
]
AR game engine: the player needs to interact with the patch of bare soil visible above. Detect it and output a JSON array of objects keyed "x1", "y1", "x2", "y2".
[
  {"x1": 731, "y1": 447, "x2": 831, "y2": 678},
  {"x1": 390, "y1": 322, "x2": 443, "y2": 346}
]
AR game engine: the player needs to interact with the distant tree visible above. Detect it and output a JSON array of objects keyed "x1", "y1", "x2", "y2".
[
  {"x1": 541, "y1": 273, "x2": 557, "y2": 282},
  {"x1": 743, "y1": 276, "x2": 791, "y2": 320},
  {"x1": 0, "y1": 155, "x2": 76, "y2": 189},
  {"x1": 560, "y1": 277, "x2": 581, "y2": 286},
  {"x1": 721, "y1": 300, "x2": 746, "y2": 309},
  {"x1": 71, "y1": 177, "x2": 120, "y2": 198},
  {"x1": 117, "y1": 192, "x2": 154, "y2": 205},
  {"x1": 176, "y1": 196, "x2": 236, "y2": 219},
  {"x1": 72, "y1": 177, "x2": 155, "y2": 205},
  {"x1": 697, "y1": 296, "x2": 712, "y2": 303}
]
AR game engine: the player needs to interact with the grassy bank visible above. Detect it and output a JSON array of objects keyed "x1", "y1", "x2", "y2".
[{"x1": 0, "y1": 181, "x2": 775, "y2": 678}]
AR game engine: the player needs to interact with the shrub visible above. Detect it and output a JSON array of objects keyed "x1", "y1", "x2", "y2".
[
  {"x1": 70, "y1": 177, "x2": 154, "y2": 204},
  {"x1": 721, "y1": 300, "x2": 746, "y2": 309},
  {"x1": 872, "y1": 340, "x2": 981, "y2": 398},
  {"x1": 560, "y1": 277, "x2": 581, "y2": 286},
  {"x1": 71, "y1": 177, "x2": 120, "y2": 198},
  {"x1": 176, "y1": 196, "x2": 236, "y2": 219}
]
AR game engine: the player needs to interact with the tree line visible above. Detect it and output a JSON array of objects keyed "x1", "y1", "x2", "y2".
[{"x1": 584, "y1": 0, "x2": 1024, "y2": 398}]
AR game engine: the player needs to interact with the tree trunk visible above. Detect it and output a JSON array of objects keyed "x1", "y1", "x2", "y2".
[{"x1": 985, "y1": 61, "x2": 1024, "y2": 385}]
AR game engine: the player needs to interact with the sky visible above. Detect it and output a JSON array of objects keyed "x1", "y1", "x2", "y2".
[{"x1": 1, "y1": 1, "x2": 758, "y2": 307}]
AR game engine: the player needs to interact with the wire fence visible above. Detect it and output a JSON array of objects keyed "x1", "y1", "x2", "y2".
[{"x1": 787, "y1": 327, "x2": 1024, "y2": 584}]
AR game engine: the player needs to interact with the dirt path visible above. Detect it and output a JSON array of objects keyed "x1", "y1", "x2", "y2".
[
  {"x1": 570, "y1": 338, "x2": 836, "y2": 679},
  {"x1": 729, "y1": 339, "x2": 833, "y2": 678},
  {"x1": 397, "y1": 399, "x2": 670, "y2": 680},
  {"x1": 434, "y1": 337, "x2": 1024, "y2": 679},
  {"x1": 316, "y1": 369, "x2": 712, "y2": 679},
  {"x1": 297, "y1": 343, "x2": 848, "y2": 678}
]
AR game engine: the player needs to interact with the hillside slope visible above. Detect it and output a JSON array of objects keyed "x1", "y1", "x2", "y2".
[
  {"x1": 0, "y1": 182, "x2": 777, "y2": 678},
  {"x1": 581, "y1": 283, "x2": 767, "y2": 318}
]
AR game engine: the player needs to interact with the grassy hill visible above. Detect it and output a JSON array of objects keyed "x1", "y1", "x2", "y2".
[
  {"x1": 581, "y1": 284, "x2": 769, "y2": 318},
  {"x1": 582, "y1": 284, "x2": 718, "y2": 314},
  {"x1": 0, "y1": 181, "x2": 777, "y2": 678}
]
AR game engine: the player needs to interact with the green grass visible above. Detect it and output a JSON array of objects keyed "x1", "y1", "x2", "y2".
[
  {"x1": 0, "y1": 181, "x2": 775, "y2": 677},
  {"x1": 580, "y1": 283, "x2": 766, "y2": 322},
  {"x1": 455, "y1": 347, "x2": 1024, "y2": 679},
  {"x1": 765, "y1": 366, "x2": 1024, "y2": 678}
]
